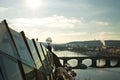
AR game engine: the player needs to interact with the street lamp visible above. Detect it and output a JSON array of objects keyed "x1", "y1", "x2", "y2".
[
  {"x1": 46, "y1": 37, "x2": 52, "y2": 52},
  {"x1": 46, "y1": 37, "x2": 52, "y2": 45}
]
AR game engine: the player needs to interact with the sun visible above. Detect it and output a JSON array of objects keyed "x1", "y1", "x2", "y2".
[{"x1": 26, "y1": 0, "x2": 41, "y2": 9}]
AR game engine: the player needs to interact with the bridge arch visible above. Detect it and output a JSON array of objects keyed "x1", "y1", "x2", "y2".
[
  {"x1": 82, "y1": 59, "x2": 92, "y2": 67},
  {"x1": 67, "y1": 59, "x2": 78, "y2": 67},
  {"x1": 59, "y1": 56, "x2": 120, "y2": 69}
]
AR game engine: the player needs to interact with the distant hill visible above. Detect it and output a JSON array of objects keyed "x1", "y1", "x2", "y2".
[
  {"x1": 42, "y1": 40, "x2": 120, "y2": 51},
  {"x1": 50, "y1": 40, "x2": 120, "y2": 51},
  {"x1": 66, "y1": 40, "x2": 120, "y2": 47}
]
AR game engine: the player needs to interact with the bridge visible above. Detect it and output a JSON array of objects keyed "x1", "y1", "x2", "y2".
[{"x1": 59, "y1": 56, "x2": 120, "y2": 69}]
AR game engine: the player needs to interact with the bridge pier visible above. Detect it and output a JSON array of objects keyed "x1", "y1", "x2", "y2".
[
  {"x1": 105, "y1": 58, "x2": 111, "y2": 67},
  {"x1": 90, "y1": 58, "x2": 97, "y2": 67},
  {"x1": 77, "y1": 59, "x2": 83, "y2": 68},
  {"x1": 115, "y1": 59, "x2": 120, "y2": 67},
  {"x1": 63, "y1": 59, "x2": 68, "y2": 65},
  {"x1": 78, "y1": 59, "x2": 82, "y2": 65}
]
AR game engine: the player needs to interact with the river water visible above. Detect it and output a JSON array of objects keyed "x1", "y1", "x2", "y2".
[{"x1": 54, "y1": 50, "x2": 120, "y2": 80}]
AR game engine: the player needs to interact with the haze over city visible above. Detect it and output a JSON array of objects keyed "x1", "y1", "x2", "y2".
[{"x1": 0, "y1": 0, "x2": 120, "y2": 43}]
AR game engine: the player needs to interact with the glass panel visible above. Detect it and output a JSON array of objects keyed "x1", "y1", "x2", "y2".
[
  {"x1": 39, "y1": 73, "x2": 46, "y2": 80},
  {"x1": 35, "y1": 42, "x2": 52, "y2": 74},
  {"x1": 27, "y1": 39, "x2": 44, "y2": 72},
  {"x1": 22, "y1": 64, "x2": 36, "y2": 80},
  {"x1": 40, "y1": 43, "x2": 51, "y2": 64},
  {"x1": 41, "y1": 43, "x2": 55, "y2": 68},
  {"x1": 0, "y1": 54, "x2": 23, "y2": 80},
  {"x1": 0, "y1": 71, "x2": 4, "y2": 80},
  {"x1": 36, "y1": 42, "x2": 46, "y2": 61},
  {"x1": 40, "y1": 43, "x2": 47, "y2": 55},
  {"x1": 10, "y1": 29, "x2": 34, "y2": 67},
  {"x1": 40, "y1": 43, "x2": 52, "y2": 67},
  {"x1": 0, "y1": 21, "x2": 17, "y2": 57}
]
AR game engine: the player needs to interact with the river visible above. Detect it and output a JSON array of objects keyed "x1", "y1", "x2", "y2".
[{"x1": 54, "y1": 50, "x2": 120, "y2": 80}]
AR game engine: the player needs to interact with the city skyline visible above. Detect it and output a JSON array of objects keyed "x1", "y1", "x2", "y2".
[{"x1": 0, "y1": 0, "x2": 120, "y2": 43}]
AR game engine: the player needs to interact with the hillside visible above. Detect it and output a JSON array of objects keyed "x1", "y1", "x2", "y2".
[
  {"x1": 52, "y1": 40, "x2": 120, "y2": 51},
  {"x1": 66, "y1": 40, "x2": 120, "y2": 47}
]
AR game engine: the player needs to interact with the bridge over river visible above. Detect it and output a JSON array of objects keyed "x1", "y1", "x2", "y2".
[{"x1": 59, "y1": 56, "x2": 120, "y2": 69}]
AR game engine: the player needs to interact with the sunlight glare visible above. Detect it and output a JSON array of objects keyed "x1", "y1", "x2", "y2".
[{"x1": 26, "y1": 0, "x2": 41, "y2": 9}]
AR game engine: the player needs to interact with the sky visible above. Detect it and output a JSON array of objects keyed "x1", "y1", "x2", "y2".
[{"x1": 0, "y1": 0, "x2": 120, "y2": 43}]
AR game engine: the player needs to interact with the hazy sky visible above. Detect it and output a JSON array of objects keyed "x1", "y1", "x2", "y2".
[{"x1": 0, "y1": 0, "x2": 120, "y2": 43}]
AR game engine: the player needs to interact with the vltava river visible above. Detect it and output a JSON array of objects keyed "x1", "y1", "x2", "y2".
[{"x1": 54, "y1": 50, "x2": 120, "y2": 80}]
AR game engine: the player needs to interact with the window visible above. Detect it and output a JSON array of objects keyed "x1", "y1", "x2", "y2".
[
  {"x1": 10, "y1": 29, "x2": 34, "y2": 67},
  {"x1": 0, "y1": 21, "x2": 17, "y2": 58},
  {"x1": 36, "y1": 42, "x2": 46, "y2": 62},
  {"x1": 0, "y1": 54, "x2": 23, "y2": 80},
  {"x1": 27, "y1": 39, "x2": 44, "y2": 72},
  {"x1": 22, "y1": 64, "x2": 36, "y2": 80},
  {"x1": 40, "y1": 43, "x2": 51, "y2": 65},
  {"x1": 0, "y1": 70, "x2": 4, "y2": 80},
  {"x1": 35, "y1": 42, "x2": 52, "y2": 74}
]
